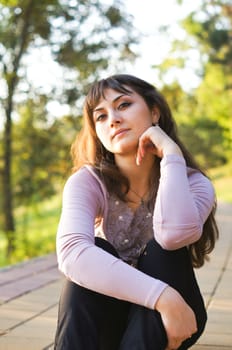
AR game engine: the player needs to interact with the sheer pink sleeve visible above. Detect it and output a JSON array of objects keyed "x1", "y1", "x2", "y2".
[{"x1": 153, "y1": 154, "x2": 215, "y2": 250}]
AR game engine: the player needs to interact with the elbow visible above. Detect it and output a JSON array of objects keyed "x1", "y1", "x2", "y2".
[
  {"x1": 56, "y1": 232, "x2": 91, "y2": 280},
  {"x1": 155, "y1": 235, "x2": 182, "y2": 250},
  {"x1": 57, "y1": 252, "x2": 83, "y2": 287},
  {"x1": 57, "y1": 251, "x2": 73, "y2": 279},
  {"x1": 56, "y1": 238, "x2": 92, "y2": 285},
  {"x1": 57, "y1": 256, "x2": 69, "y2": 276},
  {"x1": 154, "y1": 223, "x2": 203, "y2": 250},
  {"x1": 56, "y1": 242, "x2": 79, "y2": 280}
]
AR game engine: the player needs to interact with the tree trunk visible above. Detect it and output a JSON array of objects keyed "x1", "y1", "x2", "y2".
[
  {"x1": 3, "y1": 101, "x2": 15, "y2": 257},
  {"x1": 2, "y1": 0, "x2": 34, "y2": 258}
]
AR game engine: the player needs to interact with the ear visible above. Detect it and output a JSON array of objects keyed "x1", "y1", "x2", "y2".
[{"x1": 151, "y1": 107, "x2": 160, "y2": 124}]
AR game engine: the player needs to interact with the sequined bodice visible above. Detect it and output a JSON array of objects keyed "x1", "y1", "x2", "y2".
[{"x1": 96, "y1": 194, "x2": 154, "y2": 266}]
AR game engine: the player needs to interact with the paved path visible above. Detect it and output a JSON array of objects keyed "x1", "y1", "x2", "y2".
[
  {"x1": 194, "y1": 201, "x2": 232, "y2": 349},
  {"x1": 0, "y1": 202, "x2": 231, "y2": 350}
]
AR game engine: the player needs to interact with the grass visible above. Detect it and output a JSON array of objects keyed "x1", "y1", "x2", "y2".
[
  {"x1": 0, "y1": 161, "x2": 231, "y2": 267},
  {"x1": 208, "y1": 161, "x2": 232, "y2": 203},
  {"x1": 0, "y1": 194, "x2": 62, "y2": 267}
]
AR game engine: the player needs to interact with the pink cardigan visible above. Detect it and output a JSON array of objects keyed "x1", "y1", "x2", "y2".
[{"x1": 56, "y1": 154, "x2": 215, "y2": 310}]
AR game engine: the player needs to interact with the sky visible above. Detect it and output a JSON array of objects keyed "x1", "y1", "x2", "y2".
[
  {"x1": 123, "y1": 0, "x2": 202, "y2": 88},
  {"x1": 26, "y1": 0, "x2": 202, "y2": 86},
  {"x1": 25, "y1": 0, "x2": 203, "y2": 116}
]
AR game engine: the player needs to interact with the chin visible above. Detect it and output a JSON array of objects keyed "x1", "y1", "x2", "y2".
[{"x1": 114, "y1": 147, "x2": 137, "y2": 157}]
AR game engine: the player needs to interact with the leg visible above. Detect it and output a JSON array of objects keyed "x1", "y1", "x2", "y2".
[
  {"x1": 119, "y1": 239, "x2": 207, "y2": 350},
  {"x1": 54, "y1": 238, "x2": 130, "y2": 350},
  {"x1": 119, "y1": 305, "x2": 167, "y2": 350}
]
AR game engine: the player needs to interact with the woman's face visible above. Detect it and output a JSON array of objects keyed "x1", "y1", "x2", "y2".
[{"x1": 92, "y1": 87, "x2": 158, "y2": 158}]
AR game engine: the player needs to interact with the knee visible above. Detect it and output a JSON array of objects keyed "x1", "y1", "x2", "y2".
[{"x1": 137, "y1": 239, "x2": 194, "y2": 288}]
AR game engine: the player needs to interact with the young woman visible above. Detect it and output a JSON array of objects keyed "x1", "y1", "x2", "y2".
[{"x1": 54, "y1": 74, "x2": 219, "y2": 350}]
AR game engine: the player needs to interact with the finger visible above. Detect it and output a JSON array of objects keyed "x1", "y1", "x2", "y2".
[
  {"x1": 136, "y1": 140, "x2": 146, "y2": 165},
  {"x1": 168, "y1": 339, "x2": 182, "y2": 350},
  {"x1": 136, "y1": 148, "x2": 142, "y2": 165},
  {"x1": 136, "y1": 148, "x2": 145, "y2": 165},
  {"x1": 136, "y1": 153, "x2": 141, "y2": 166}
]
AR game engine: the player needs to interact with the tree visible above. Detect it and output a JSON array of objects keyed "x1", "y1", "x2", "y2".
[
  {"x1": 156, "y1": 0, "x2": 232, "y2": 167},
  {"x1": 181, "y1": 0, "x2": 232, "y2": 79},
  {"x1": 0, "y1": 0, "x2": 137, "y2": 257},
  {"x1": 13, "y1": 97, "x2": 80, "y2": 209},
  {"x1": 181, "y1": 0, "x2": 232, "y2": 163}
]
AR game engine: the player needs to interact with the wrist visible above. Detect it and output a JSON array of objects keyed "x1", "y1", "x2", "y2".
[
  {"x1": 154, "y1": 285, "x2": 170, "y2": 311},
  {"x1": 162, "y1": 142, "x2": 182, "y2": 157},
  {"x1": 155, "y1": 286, "x2": 184, "y2": 312}
]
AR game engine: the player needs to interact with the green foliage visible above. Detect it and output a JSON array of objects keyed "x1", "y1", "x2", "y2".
[
  {"x1": 0, "y1": 0, "x2": 137, "y2": 259},
  {"x1": 195, "y1": 63, "x2": 232, "y2": 158},
  {"x1": 209, "y1": 161, "x2": 232, "y2": 203},
  {"x1": 160, "y1": 73, "x2": 231, "y2": 168},
  {"x1": 0, "y1": 0, "x2": 137, "y2": 97},
  {"x1": 181, "y1": 1, "x2": 232, "y2": 80},
  {"x1": 0, "y1": 194, "x2": 61, "y2": 266},
  {"x1": 157, "y1": 0, "x2": 232, "y2": 168},
  {"x1": 12, "y1": 97, "x2": 81, "y2": 207},
  {"x1": 0, "y1": 0, "x2": 18, "y2": 5},
  {"x1": 179, "y1": 118, "x2": 227, "y2": 168}
]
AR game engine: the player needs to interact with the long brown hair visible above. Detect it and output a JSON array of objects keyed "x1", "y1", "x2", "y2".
[{"x1": 71, "y1": 74, "x2": 219, "y2": 267}]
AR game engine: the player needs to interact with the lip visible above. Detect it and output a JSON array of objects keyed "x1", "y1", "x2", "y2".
[{"x1": 112, "y1": 128, "x2": 130, "y2": 139}]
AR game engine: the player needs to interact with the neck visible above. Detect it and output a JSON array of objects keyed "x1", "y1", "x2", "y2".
[{"x1": 115, "y1": 153, "x2": 155, "y2": 192}]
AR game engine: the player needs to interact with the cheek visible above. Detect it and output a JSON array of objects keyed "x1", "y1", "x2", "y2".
[
  {"x1": 95, "y1": 125, "x2": 108, "y2": 146},
  {"x1": 95, "y1": 125, "x2": 102, "y2": 140}
]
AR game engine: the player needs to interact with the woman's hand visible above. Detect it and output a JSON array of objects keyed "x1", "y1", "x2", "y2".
[
  {"x1": 136, "y1": 125, "x2": 182, "y2": 165},
  {"x1": 155, "y1": 286, "x2": 197, "y2": 350}
]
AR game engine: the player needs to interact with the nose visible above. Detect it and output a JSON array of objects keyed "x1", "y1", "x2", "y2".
[{"x1": 109, "y1": 110, "x2": 121, "y2": 127}]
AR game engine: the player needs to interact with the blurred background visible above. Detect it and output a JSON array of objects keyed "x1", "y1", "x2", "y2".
[{"x1": 0, "y1": 0, "x2": 231, "y2": 266}]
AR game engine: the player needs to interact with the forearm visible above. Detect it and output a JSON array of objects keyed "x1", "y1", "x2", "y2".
[
  {"x1": 153, "y1": 155, "x2": 215, "y2": 249},
  {"x1": 57, "y1": 234, "x2": 167, "y2": 309}
]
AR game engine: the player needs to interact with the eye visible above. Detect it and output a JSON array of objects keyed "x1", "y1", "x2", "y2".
[
  {"x1": 95, "y1": 113, "x2": 107, "y2": 122},
  {"x1": 118, "y1": 102, "x2": 131, "y2": 110}
]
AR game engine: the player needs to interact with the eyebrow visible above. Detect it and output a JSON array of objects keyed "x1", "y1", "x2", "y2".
[{"x1": 93, "y1": 94, "x2": 128, "y2": 113}]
